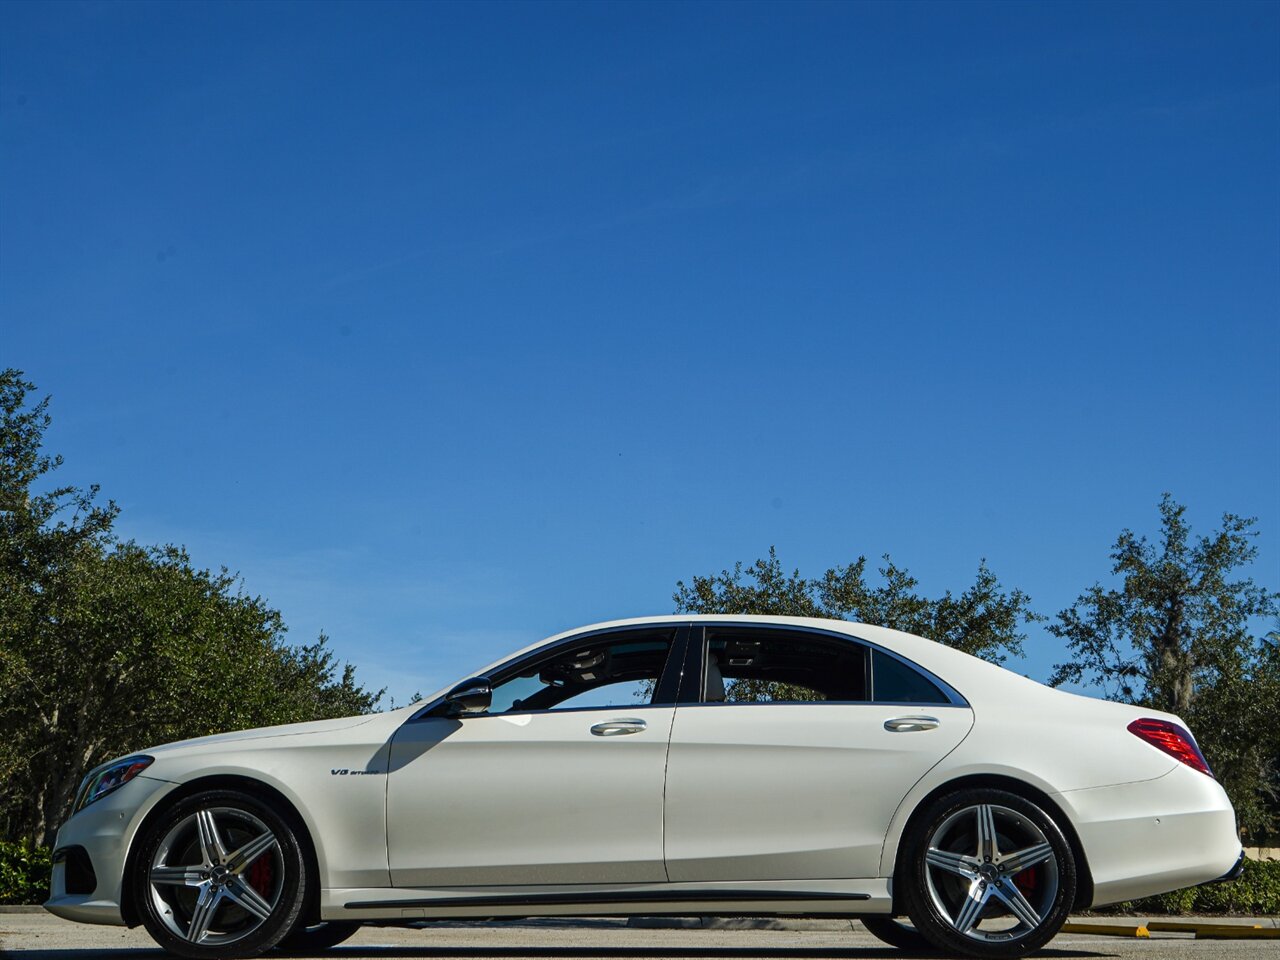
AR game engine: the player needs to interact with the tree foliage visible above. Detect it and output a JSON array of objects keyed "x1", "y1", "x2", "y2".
[
  {"x1": 675, "y1": 546, "x2": 1041, "y2": 665},
  {"x1": 1049, "y1": 494, "x2": 1280, "y2": 839},
  {"x1": 0, "y1": 370, "x2": 381, "y2": 845}
]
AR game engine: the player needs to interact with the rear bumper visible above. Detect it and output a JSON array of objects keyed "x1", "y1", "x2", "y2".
[
  {"x1": 1206, "y1": 849, "x2": 1246, "y2": 885},
  {"x1": 1055, "y1": 764, "x2": 1242, "y2": 907}
]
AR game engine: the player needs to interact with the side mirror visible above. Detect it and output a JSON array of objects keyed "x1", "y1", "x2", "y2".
[{"x1": 444, "y1": 677, "x2": 492, "y2": 717}]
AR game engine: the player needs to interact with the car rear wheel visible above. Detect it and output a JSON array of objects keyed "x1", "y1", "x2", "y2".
[
  {"x1": 902, "y1": 788, "x2": 1076, "y2": 959},
  {"x1": 133, "y1": 789, "x2": 307, "y2": 959}
]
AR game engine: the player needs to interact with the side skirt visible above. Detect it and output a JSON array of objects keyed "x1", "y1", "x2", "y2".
[{"x1": 325, "y1": 879, "x2": 893, "y2": 921}]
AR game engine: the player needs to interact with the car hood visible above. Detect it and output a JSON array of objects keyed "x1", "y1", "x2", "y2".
[{"x1": 140, "y1": 712, "x2": 385, "y2": 758}]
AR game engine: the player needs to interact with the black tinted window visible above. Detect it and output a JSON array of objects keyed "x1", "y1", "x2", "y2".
[
  {"x1": 489, "y1": 629, "x2": 677, "y2": 713},
  {"x1": 871, "y1": 649, "x2": 950, "y2": 704},
  {"x1": 704, "y1": 630, "x2": 868, "y2": 703}
]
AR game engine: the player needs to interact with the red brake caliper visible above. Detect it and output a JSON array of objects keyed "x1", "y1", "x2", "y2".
[
  {"x1": 1013, "y1": 864, "x2": 1039, "y2": 897},
  {"x1": 248, "y1": 853, "x2": 273, "y2": 897}
]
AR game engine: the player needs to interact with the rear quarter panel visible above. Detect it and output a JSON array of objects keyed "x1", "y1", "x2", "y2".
[{"x1": 853, "y1": 625, "x2": 1181, "y2": 877}]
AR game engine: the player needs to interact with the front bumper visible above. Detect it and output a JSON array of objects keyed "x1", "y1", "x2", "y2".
[{"x1": 43, "y1": 774, "x2": 178, "y2": 927}]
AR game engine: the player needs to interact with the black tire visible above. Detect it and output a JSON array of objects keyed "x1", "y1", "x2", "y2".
[
  {"x1": 133, "y1": 789, "x2": 309, "y2": 959},
  {"x1": 901, "y1": 788, "x2": 1076, "y2": 959},
  {"x1": 276, "y1": 921, "x2": 361, "y2": 953},
  {"x1": 860, "y1": 916, "x2": 938, "y2": 952}
]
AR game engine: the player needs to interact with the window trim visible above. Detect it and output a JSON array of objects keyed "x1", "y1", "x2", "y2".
[
  {"x1": 677, "y1": 621, "x2": 968, "y2": 708},
  {"x1": 409, "y1": 623, "x2": 691, "y2": 722}
]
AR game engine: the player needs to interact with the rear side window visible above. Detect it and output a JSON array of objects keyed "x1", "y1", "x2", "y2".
[
  {"x1": 871, "y1": 649, "x2": 950, "y2": 704},
  {"x1": 703, "y1": 630, "x2": 869, "y2": 703}
]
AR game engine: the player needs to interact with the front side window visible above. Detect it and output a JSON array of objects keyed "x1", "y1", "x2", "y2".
[
  {"x1": 702, "y1": 629, "x2": 869, "y2": 703},
  {"x1": 488, "y1": 629, "x2": 678, "y2": 714}
]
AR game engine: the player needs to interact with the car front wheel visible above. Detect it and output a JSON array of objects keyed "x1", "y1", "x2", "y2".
[
  {"x1": 133, "y1": 789, "x2": 308, "y2": 959},
  {"x1": 901, "y1": 788, "x2": 1077, "y2": 959}
]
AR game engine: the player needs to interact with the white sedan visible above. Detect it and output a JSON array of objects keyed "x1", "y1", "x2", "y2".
[{"x1": 45, "y1": 616, "x2": 1243, "y2": 959}]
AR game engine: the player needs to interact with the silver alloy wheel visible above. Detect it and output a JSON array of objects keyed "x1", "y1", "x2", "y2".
[
  {"x1": 923, "y1": 802, "x2": 1059, "y2": 943},
  {"x1": 148, "y1": 806, "x2": 284, "y2": 946}
]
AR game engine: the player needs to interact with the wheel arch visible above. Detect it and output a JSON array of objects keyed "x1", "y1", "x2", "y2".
[
  {"x1": 886, "y1": 773, "x2": 1094, "y2": 913},
  {"x1": 119, "y1": 774, "x2": 323, "y2": 928}
]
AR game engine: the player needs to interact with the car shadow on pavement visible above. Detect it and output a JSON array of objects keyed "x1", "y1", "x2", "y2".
[
  {"x1": 330, "y1": 951, "x2": 1109, "y2": 960},
  {"x1": 0, "y1": 950, "x2": 1114, "y2": 960}
]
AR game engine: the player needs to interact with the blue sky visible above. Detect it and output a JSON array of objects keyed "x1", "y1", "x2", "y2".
[{"x1": 2, "y1": 0, "x2": 1277, "y2": 704}]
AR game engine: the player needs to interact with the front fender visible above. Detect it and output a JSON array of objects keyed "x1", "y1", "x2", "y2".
[{"x1": 146, "y1": 737, "x2": 392, "y2": 889}]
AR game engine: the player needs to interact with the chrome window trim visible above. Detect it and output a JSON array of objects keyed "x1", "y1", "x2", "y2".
[
  {"x1": 407, "y1": 622, "x2": 691, "y2": 723},
  {"x1": 695, "y1": 620, "x2": 969, "y2": 708},
  {"x1": 440, "y1": 702, "x2": 679, "y2": 719},
  {"x1": 408, "y1": 619, "x2": 969, "y2": 722},
  {"x1": 670, "y1": 700, "x2": 972, "y2": 710}
]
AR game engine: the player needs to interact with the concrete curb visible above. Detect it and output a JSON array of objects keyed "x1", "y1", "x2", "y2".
[
  {"x1": 1060, "y1": 922, "x2": 1149, "y2": 938},
  {"x1": 1149, "y1": 920, "x2": 1264, "y2": 932},
  {"x1": 492, "y1": 914, "x2": 1280, "y2": 933},
  {"x1": 0, "y1": 905, "x2": 46, "y2": 913},
  {"x1": 627, "y1": 918, "x2": 855, "y2": 930},
  {"x1": 562, "y1": 915, "x2": 1280, "y2": 932},
  {"x1": 1090, "y1": 915, "x2": 1280, "y2": 929},
  {"x1": 1195, "y1": 928, "x2": 1280, "y2": 940}
]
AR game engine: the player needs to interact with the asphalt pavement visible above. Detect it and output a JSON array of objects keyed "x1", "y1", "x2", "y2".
[{"x1": 2, "y1": 912, "x2": 1277, "y2": 960}]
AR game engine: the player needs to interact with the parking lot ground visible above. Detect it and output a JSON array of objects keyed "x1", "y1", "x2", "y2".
[{"x1": 2, "y1": 912, "x2": 1279, "y2": 960}]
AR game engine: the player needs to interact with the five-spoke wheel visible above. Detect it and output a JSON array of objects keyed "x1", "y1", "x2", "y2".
[
  {"x1": 134, "y1": 790, "x2": 307, "y2": 959},
  {"x1": 903, "y1": 789, "x2": 1076, "y2": 958}
]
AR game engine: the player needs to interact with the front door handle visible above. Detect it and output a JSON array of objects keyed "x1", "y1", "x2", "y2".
[
  {"x1": 884, "y1": 716, "x2": 940, "y2": 732},
  {"x1": 590, "y1": 718, "x2": 647, "y2": 737}
]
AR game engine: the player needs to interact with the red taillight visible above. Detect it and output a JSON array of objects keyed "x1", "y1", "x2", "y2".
[{"x1": 1127, "y1": 718, "x2": 1213, "y2": 777}]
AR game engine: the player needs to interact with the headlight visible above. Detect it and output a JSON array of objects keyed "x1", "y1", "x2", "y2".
[{"x1": 73, "y1": 756, "x2": 153, "y2": 815}]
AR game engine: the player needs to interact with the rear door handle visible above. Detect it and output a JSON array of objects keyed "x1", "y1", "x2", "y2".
[
  {"x1": 884, "y1": 716, "x2": 940, "y2": 732},
  {"x1": 590, "y1": 718, "x2": 647, "y2": 737}
]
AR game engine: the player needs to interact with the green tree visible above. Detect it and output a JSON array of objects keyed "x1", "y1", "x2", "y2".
[
  {"x1": 1049, "y1": 495, "x2": 1280, "y2": 839},
  {"x1": 0, "y1": 370, "x2": 381, "y2": 845},
  {"x1": 675, "y1": 545, "x2": 1040, "y2": 699}
]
